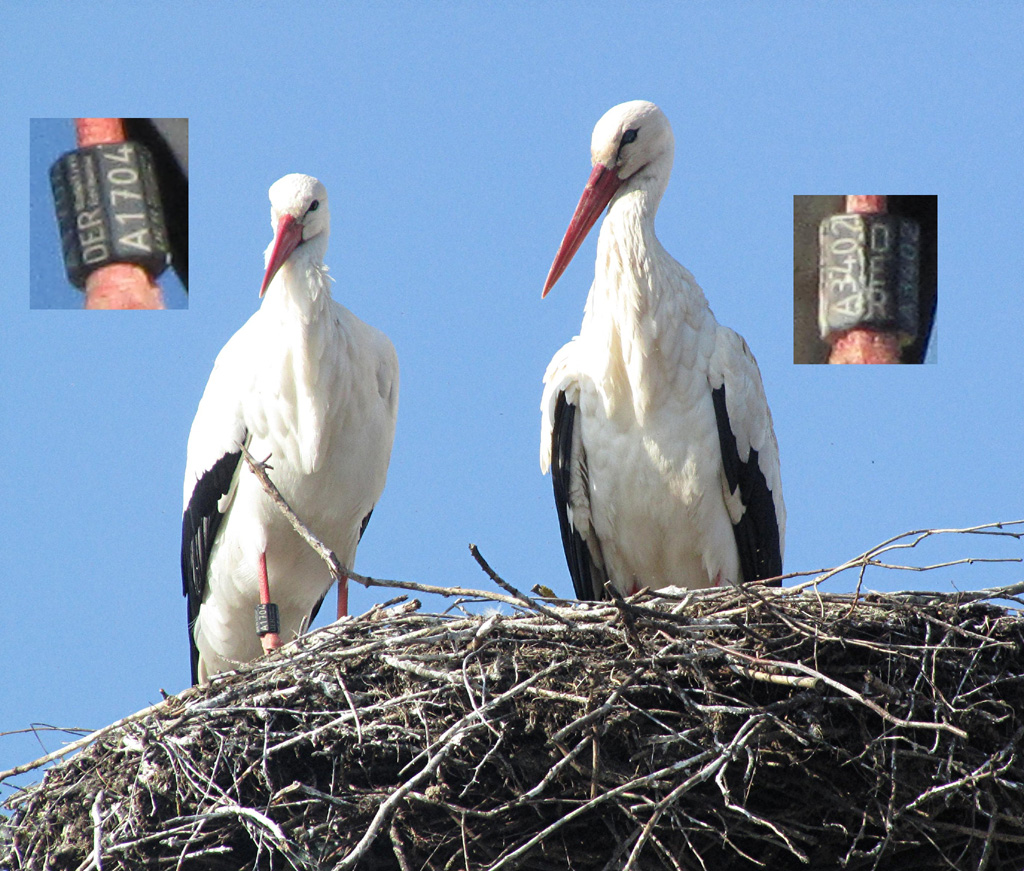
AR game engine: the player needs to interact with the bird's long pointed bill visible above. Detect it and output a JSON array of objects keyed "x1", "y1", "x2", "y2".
[
  {"x1": 260, "y1": 214, "x2": 303, "y2": 297},
  {"x1": 542, "y1": 163, "x2": 622, "y2": 297}
]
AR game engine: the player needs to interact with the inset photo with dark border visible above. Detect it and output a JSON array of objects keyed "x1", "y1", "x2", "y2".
[
  {"x1": 794, "y1": 195, "x2": 936, "y2": 364},
  {"x1": 30, "y1": 118, "x2": 188, "y2": 309}
]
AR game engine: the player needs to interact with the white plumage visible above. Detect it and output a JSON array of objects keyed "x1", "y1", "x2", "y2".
[
  {"x1": 540, "y1": 101, "x2": 784, "y2": 599},
  {"x1": 182, "y1": 174, "x2": 398, "y2": 684}
]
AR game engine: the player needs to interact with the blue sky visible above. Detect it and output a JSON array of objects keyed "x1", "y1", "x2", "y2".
[{"x1": 2, "y1": 3, "x2": 1022, "y2": 792}]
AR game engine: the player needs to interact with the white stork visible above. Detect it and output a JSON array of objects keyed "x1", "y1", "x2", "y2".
[
  {"x1": 539, "y1": 101, "x2": 784, "y2": 600},
  {"x1": 181, "y1": 173, "x2": 399, "y2": 684}
]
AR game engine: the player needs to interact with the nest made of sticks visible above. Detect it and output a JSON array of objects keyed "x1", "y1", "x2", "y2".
[{"x1": 3, "y1": 567, "x2": 1024, "y2": 871}]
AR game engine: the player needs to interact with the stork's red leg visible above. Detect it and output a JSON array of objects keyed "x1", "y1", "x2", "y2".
[
  {"x1": 337, "y1": 574, "x2": 349, "y2": 619},
  {"x1": 258, "y1": 552, "x2": 282, "y2": 653}
]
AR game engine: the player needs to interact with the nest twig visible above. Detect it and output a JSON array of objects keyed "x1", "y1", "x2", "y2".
[
  {"x1": 3, "y1": 571, "x2": 1023, "y2": 870},
  {"x1": 2, "y1": 455, "x2": 1022, "y2": 870}
]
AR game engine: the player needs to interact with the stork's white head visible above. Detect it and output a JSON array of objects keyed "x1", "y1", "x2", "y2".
[
  {"x1": 590, "y1": 100, "x2": 674, "y2": 187},
  {"x1": 543, "y1": 101, "x2": 675, "y2": 297},
  {"x1": 260, "y1": 174, "x2": 331, "y2": 297}
]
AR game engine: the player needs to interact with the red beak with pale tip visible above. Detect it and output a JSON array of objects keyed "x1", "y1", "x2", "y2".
[
  {"x1": 542, "y1": 163, "x2": 623, "y2": 298},
  {"x1": 260, "y1": 213, "x2": 304, "y2": 297}
]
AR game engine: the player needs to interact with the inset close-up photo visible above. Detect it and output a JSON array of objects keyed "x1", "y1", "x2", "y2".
[
  {"x1": 793, "y1": 195, "x2": 937, "y2": 363},
  {"x1": 30, "y1": 118, "x2": 188, "y2": 310}
]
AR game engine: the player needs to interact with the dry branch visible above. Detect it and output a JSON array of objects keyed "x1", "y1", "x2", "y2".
[
  {"x1": 3, "y1": 573, "x2": 1023, "y2": 870},
  {"x1": 4, "y1": 460, "x2": 1022, "y2": 870}
]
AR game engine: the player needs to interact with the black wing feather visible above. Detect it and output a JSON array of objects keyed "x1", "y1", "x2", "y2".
[
  {"x1": 181, "y1": 447, "x2": 243, "y2": 685},
  {"x1": 711, "y1": 384, "x2": 782, "y2": 585},
  {"x1": 307, "y1": 591, "x2": 328, "y2": 627},
  {"x1": 551, "y1": 392, "x2": 607, "y2": 600}
]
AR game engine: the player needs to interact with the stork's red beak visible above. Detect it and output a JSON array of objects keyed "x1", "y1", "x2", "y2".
[
  {"x1": 542, "y1": 163, "x2": 623, "y2": 298},
  {"x1": 260, "y1": 214, "x2": 304, "y2": 297}
]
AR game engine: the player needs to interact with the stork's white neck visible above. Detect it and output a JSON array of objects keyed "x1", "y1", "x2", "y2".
[
  {"x1": 254, "y1": 244, "x2": 342, "y2": 475},
  {"x1": 583, "y1": 176, "x2": 713, "y2": 419},
  {"x1": 261, "y1": 245, "x2": 333, "y2": 325},
  {"x1": 594, "y1": 185, "x2": 662, "y2": 308}
]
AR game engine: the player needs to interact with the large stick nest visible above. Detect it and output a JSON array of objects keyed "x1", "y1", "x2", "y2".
[{"x1": 3, "y1": 573, "x2": 1023, "y2": 870}]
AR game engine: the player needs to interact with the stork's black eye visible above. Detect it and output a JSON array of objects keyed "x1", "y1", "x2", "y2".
[
  {"x1": 308, "y1": 200, "x2": 320, "y2": 212},
  {"x1": 621, "y1": 129, "x2": 638, "y2": 146}
]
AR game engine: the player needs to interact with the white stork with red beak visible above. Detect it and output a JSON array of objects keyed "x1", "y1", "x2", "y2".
[
  {"x1": 540, "y1": 101, "x2": 784, "y2": 600},
  {"x1": 181, "y1": 173, "x2": 399, "y2": 684}
]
